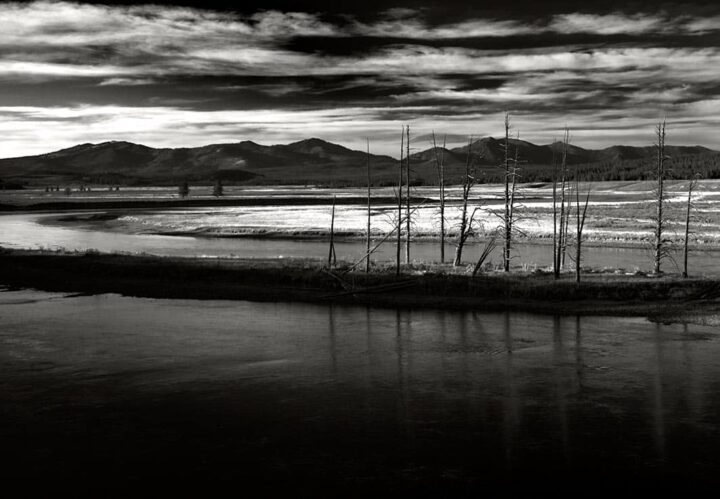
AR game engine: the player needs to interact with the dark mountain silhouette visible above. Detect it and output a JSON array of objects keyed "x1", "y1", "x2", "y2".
[
  {"x1": 408, "y1": 138, "x2": 718, "y2": 183},
  {"x1": 1, "y1": 138, "x2": 717, "y2": 187},
  {"x1": 0, "y1": 139, "x2": 398, "y2": 186},
  {"x1": 413, "y1": 137, "x2": 714, "y2": 167}
]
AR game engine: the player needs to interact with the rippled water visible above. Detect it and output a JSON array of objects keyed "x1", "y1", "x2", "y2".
[{"x1": 2, "y1": 289, "x2": 719, "y2": 495}]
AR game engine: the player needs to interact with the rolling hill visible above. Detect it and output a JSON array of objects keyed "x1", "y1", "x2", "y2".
[{"x1": 1, "y1": 137, "x2": 718, "y2": 187}]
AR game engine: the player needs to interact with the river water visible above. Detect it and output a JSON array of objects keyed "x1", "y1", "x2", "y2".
[
  {"x1": 2, "y1": 211, "x2": 718, "y2": 274},
  {"x1": 2, "y1": 289, "x2": 719, "y2": 495}
]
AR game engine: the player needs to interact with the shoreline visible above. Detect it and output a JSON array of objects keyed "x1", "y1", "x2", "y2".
[
  {"x1": 1, "y1": 248, "x2": 719, "y2": 321},
  {"x1": 0, "y1": 195, "x2": 430, "y2": 212}
]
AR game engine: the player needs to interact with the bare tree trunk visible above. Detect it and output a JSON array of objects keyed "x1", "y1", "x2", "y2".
[
  {"x1": 556, "y1": 129, "x2": 569, "y2": 273},
  {"x1": 454, "y1": 138, "x2": 474, "y2": 266},
  {"x1": 328, "y1": 195, "x2": 336, "y2": 268},
  {"x1": 562, "y1": 194, "x2": 571, "y2": 269},
  {"x1": 405, "y1": 125, "x2": 411, "y2": 264},
  {"x1": 473, "y1": 234, "x2": 497, "y2": 276},
  {"x1": 366, "y1": 138, "x2": 371, "y2": 274},
  {"x1": 503, "y1": 114, "x2": 511, "y2": 272},
  {"x1": 575, "y1": 170, "x2": 591, "y2": 283},
  {"x1": 507, "y1": 134, "x2": 520, "y2": 265},
  {"x1": 345, "y1": 203, "x2": 424, "y2": 273},
  {"x1": 552, "y1": 145, "x2": 559, "y2": 279},
  {"x1": 396, "y1": 128, "x2": 404, "y2": 276},
  {"x1": 653, "y1": 119, "x2": 667, "y2": 274},
  {"x1": 683, "y1": 177, "x2": 697, "y2": 278},
  {"x1": 432, "y1": 132, "x2": 446, "y2": 263},
  {"x1": 575, "y1": 176, "x2": 581, "y2": 282}
]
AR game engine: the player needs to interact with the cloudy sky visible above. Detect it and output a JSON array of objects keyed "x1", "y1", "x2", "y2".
[{"x1": 0, "y1": 0, "x2": 719, "y2": 157}]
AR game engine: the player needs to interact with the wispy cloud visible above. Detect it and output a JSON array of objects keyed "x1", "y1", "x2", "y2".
[
  {"x1": 0, "y1": 1, "x2": 718, "y2": 157},
  {"x1": 98, "y1": 78, "x2": 156, "y2": 86},
  {"x1": 548, "y1": 13, "x2": 668, "y2": 35}
]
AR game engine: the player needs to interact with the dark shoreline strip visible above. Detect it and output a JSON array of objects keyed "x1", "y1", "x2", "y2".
[
  {"x1": 0, "y1": 196, "x2": 431, "y2": 212},
  {"x1": 1, "y1": 249, "x2": 719, "y2": 317}
]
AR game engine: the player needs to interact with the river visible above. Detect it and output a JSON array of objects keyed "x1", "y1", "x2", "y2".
[
  {"x1": 2, "y1": 289, "x2": 719, "y2": 495},
  {"x1": 2, "y1": 210, "x2": 718, "y2": 274}
]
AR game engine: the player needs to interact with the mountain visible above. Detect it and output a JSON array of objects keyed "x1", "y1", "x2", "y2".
[
  {"x1": 0, "y1": 138, "x2": 398, "y2": 186},
  {"x1": 1, "y1": 138, "x2": 718, "y2": 187},
  {"x1": 408, "y1": 138, "x2": 719, "y2": 183},
  {"x1": 413, "y1": 137, "x2": 715, "y2": 167}
]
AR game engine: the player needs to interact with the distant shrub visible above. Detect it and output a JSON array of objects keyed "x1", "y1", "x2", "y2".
[
  {"x1": 179, "y1": 181, "x2": 190, "y2": 197},
  {"x1": 213, "y1": 179, "x2": 223, "y2": 197}
]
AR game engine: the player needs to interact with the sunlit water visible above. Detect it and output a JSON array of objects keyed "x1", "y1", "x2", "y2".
[
  {"x1": 2, "y1": 289, "x2": 720, "y2": 494},
  {"x1": 1, "y1": 210, "x2": 718, "y2": 274}
]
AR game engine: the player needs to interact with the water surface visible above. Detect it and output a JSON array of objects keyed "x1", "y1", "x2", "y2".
[{"x1": 2, "y1": 289, "x2": 719, "y2": 495}]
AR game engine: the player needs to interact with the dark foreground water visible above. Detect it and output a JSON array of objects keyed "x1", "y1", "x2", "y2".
[{"x1": 1, "y1": 290, "x2": 720, "y2": 497}]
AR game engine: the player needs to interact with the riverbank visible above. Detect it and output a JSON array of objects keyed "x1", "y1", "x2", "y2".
[
  {"x1": 0, "y1": 195, "x2": 429, "y2": 212},
  {"x1": 2, "y1": 248, "x2": 719, "y2": 320}
]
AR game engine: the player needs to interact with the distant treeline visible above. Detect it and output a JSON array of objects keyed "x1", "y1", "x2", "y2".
[
  {"x1": 507, "y1": 152, "x2": 720, "y2": 183},
  {"x1": 314, "y1": 151, "x2": 720, "y2": 187},
  {"x1": 0, "y1": 179, "x2": 25, "y2": 190}
]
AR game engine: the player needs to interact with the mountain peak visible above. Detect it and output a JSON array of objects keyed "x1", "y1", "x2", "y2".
[{"x1": 288, "y1": 137, "x2": 337, "y2": 148}]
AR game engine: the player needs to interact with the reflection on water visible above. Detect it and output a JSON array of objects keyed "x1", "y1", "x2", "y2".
[{"x1": 1, "y1": 290, "x2": 720, "y2": 493}]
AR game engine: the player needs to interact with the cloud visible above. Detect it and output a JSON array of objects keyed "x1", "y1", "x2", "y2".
[
  {"x1": 0, "y1": 102, "x2": 718, "y2": 159},
  {"x1": 549, "y1": 13, "x2": 668, "y2": 35},
  {"x1": 98, "y1": 77, "x2": 156, "y2": 86},
  {"x1": 352, "y1": 16, "x2": 535, "y2": 39},
  {"x1": 0, "y1": 2, "x2": 719, "y2": 156}
]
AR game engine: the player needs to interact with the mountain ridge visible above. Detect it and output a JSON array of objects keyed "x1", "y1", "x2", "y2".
[{"x1": 1, "y1": 138, "x2": 718, "y2": 186}]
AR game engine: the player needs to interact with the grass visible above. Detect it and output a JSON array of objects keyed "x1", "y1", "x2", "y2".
[{"x1": 2, "y1": 248, "x2": 719, "y2": 319}]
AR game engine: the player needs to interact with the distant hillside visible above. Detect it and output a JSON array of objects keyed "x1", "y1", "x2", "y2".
[
  {"x1": 0, "y1": 139, "x2": 399, "y2": 187},
  {"x1": 408, "y1": 137, "x2": 720, "y2": 184},
  {"x1": 1, "y1": 138, "x2": 718, "y2": 187}
]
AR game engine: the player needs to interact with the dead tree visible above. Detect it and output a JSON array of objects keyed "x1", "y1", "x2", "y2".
[
  {"x1": 507, "y1": 132, "x2": 523, "y2": 266},
  {"x1": 454, "y1": 138, "x2": 476, "y2": 266},
  {"x1": 574, "y1": 168, "x2": 591, "y2": 283},
  {"x1": 503, "y1": 114, "x2": 512, "y2": 272},
  {"x1": 653, "y1": 119, "x2": 668, "y2": 274},
  {"x1": 345, "y1": 202, "x2": 426, "y2": 274},
  {"x1": 366, "y1": 138, "x2": 372, "y2": 274},
  {"x1": 473, "y1": 232, "x2": 498, "y2": 276},
  {"x1": 432, "y1": 132, "x2": 447, "y2": 263},
  {"x1": 405, "y1": 125, "x2": 411, "y2": 264},
  {"x1": 328, "y1": 195, "x2": 337, "y2": 268},
  {"x1": 682, "y1": 175, "x2": 700, "y2": 278},
  {"x1": 554, "y1": 129, "x2": 570, "y2": 278},
  {"x1": 501, "y1": 115, "x2": 523, "y2": 272},
  {"x1": 552, "y1": 141, "x2": 558, "y2": 277},
  {"x1": 562, "y1": 192, "x2": 571, "y2": 269},
  {"x1": 396, "y1": 127, "x2": 404, "y2": 276}
]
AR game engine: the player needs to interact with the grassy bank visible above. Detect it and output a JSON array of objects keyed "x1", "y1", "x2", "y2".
[
  {"x1": 2, "y1": 248, "x2": 720, "y2": 318},
  {"x1": 0, "y1": 195, "x2": 429, "y2": 212}
]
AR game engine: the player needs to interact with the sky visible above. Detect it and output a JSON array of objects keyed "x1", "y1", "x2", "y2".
[{"x1": 0, "y1": 0, "x2": 719, "y2": 158}]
